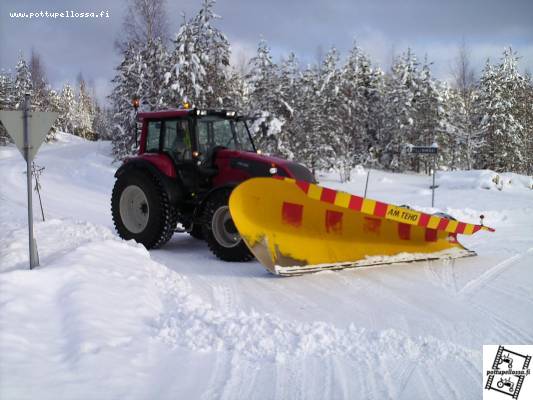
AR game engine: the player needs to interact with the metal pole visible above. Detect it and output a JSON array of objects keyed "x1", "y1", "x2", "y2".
[
  {"x1": 33, "y1": 163, "x2": 46, "y2": 222},
  {"x1": 23, "y1": 94, "x2": 38, "y2": 269},
  {"x1": 364, "y1": 169, "x2": 371, "y2": 198},
  {"x1": 431, "y1": 155, "x2": 436, "y2": 208}
]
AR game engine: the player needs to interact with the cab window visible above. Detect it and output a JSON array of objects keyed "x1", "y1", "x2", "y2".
[
  {"x1": 146, "y1": 121, "x2": 161, "y2": 152},
  {"x1": 196, "y1": 117, "x2": 254, "y2": 154},
  {"x1": 162, "y1": 119, "x2": 192, "y2": 161}
]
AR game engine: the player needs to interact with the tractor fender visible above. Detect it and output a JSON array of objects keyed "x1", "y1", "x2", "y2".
[
  {"x1": 114, "y1": 159, "x2": 183, "y2": 205},
  {"x1": 193, "y1": 182, "x2": 240, "y2": 222}
]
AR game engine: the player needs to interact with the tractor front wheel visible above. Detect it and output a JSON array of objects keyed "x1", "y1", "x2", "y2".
[
  {"x1": 202, "y1": 189, "x2": 254, "y2": 262},
  {"x1": 111, "y1": 169, "x2": 177, "y2": 249}
]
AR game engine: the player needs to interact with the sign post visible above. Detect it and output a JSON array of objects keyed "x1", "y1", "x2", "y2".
[
  {"x1": 23, "y1": 95, "x2": 38, "y2": 268},
  {"x1": 406, "y1": 145, "x2": 439, "y2": 208},
  {"x1": 0, "y1": 95, "x2": 58, "y2": 269}
]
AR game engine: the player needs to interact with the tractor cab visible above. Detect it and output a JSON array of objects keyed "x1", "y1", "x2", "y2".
[
  {"x1": 111, "y1": 107, "x2": 315, "y2": 262},
  {"x1": 137, "y1": 109, "x2": 257, "y2": 193}
]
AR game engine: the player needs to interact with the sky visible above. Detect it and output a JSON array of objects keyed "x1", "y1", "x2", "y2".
[{"x1": 1, "y1": 0, "x2": 532, "y2": 104}]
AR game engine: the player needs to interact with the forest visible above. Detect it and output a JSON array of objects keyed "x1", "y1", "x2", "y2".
[{"x1": 1, "y1": 0, "x2": 532, "y2": 179}]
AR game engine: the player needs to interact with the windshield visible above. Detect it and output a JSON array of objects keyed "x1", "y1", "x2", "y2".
[{"x1": 196, "y1": 117, "x2": 255, "y2": 154}]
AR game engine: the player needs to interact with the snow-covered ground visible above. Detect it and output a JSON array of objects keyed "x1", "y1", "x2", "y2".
[{"x1": 1, "y1": 133, "x2": 532, "y2": 399}]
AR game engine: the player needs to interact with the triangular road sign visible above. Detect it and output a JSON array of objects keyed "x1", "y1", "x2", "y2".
[{"x1": 0, "y1": 110, "x2": 58, "y2": 161}]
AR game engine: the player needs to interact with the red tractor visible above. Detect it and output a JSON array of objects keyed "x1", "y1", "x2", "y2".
[{"x1": 111, "y1": 108, "x2": 314, "y2": 261}]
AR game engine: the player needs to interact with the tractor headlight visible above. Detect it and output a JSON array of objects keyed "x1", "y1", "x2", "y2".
[{"x1": 226, "y1": 111, "x2": 236, "y2": 117}]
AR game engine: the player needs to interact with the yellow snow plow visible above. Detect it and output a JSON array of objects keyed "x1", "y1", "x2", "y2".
[{"x1": 229, "y1": 177, "x2": 495, "y2": 276}]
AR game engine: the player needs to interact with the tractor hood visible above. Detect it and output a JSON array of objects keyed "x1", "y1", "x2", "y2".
[{"x1": 216, "y1": 149, "x2": 316, "y2": 183}]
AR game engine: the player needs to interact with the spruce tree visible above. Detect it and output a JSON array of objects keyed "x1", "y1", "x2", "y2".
[
  {"x1": 246, "y1": 39, "x2": 283, "y2": 155},
  {"x1": 141, "y1": 37, "x2": 169, "y2": 110},
  {"x1": 382, "y1": 49, "x2": 418, "y2": 171},
  {"x1": 0, "y1": 71, "x2": 15, "y2": 145},
  {"x1": 109, "y1": 44, "x2": 145, "y2": 160},
  {"x1": 14, "y1": 55, "x2": 33, "y2": 110},
  {"x1": 476, "y1": 49, "x2": 525, "y2": 172},
  {"x1": 166, "y1": 0, "x2": 230, "y2": 108},
  {"x1": 56, "y1": 84, "x2": 77, "y2": 133},
  {"x1": 76, "y1": 77, "x2": 95, "y2": 139}
]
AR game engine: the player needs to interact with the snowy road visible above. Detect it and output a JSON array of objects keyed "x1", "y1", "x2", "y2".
[{"x1": 1, "y1": 134, "x2": 532, "y2": 399}]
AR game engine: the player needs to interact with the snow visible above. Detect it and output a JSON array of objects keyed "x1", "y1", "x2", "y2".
[
  {"x1": 436, "y1": 169, "x2": 533, "y2": 191},
  {"x1": 1, "y1": 134, "x2": 532, "y2": 399}
]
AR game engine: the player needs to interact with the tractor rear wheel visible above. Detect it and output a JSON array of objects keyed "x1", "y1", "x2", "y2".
[
  {"x1": 202, "y1": 189, "x2": 254, "y2": 262},
  {"x1": 111, "y1": 169, "x2": 177, "y2": 249}
]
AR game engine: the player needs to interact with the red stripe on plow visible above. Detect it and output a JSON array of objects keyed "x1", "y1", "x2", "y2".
[
  {"x1": 281, "y1": 202, "x2": 304, "y2": 228},
  {"x1": 348, "y1": 196, "x2": 363, "y2": 211},
  {"x1": 295, "y1": 180, "x2": 310, "y2": 193},
  {"x1": 374, "y1": 202, "x2": 388, "y2": 217},
  {"x1": 437, "y1": 218, "x2": 449, "y2": 231},
  {"x1": 320, "y1": 188, "x2": 337, "y2": 203},
  {"x1": 418, "y1": 213, "x2": 430, "y2": 227},
  {"x1": 425, "y1": 229, "x2": 438, "y2": 242},
  {"x1": 398, "y1": 223, "x2": 411, "y2": 240},
  {"x1": 325, "y1": 210, "x2": 343, "y2": 233}
]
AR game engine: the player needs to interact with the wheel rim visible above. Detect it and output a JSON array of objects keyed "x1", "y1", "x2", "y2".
[
  {"x1": 211, "y1": 205, "x2": 241, "y2": 248},
  {"x1": 119, "y1": 185, "x2": 150, "y2": 234}
]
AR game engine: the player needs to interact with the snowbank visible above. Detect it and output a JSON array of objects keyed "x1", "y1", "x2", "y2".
[
  {"x1": 437, "y1": 170, "x2": 532, "y2": 191},
  {"x1": 0, "y1": 218, "x2": 478, "y2": 399}
]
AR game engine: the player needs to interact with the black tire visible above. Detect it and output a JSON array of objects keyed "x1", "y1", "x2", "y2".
[
  {"x1": 111, "y1": 169, "x2": 177, "y2": 249},
  {"x1": 188, "y1": 223, "x2": 204, "y2": 240},
  {"x1": 201, "y1": 189, "x2": 254, "y2": 262}
]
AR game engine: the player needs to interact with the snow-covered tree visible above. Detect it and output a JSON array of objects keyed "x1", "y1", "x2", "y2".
[
  {"x1": 450, "y1": 41, "x2": 479, "y2": 170},
  {"x1": 92, "y1": 102, "x2": 113, "y2": 140},
  {"x1": 195, "y1": 0, "x2": 231, "y2": 107},
  {"x1": 381, "y1": 49, "x2": 418, "y2": 171},
  {"x1": 316, "y1": 48, "x2": 349, "y2": 179},
  {"x1": 0, "y1": 71, "x2": 16, "y2": 145},
  {"x1": 516, "y1": 72, "x2": 533, "y2": 174},
  {"x1": 290, "y1": 66, "x2": 322, "y2": 175},
  {"x1": 336, "y1": 45, "x2": 374, "y2": 179},
  {"x1": 109, "y1": 44, "x2": 145, "y2": 160},
  {"x1": 246, "y1": 39, "x2": 283, "y2": 154},
  {"x1": 30, "y1": 50, "x2": 49, "y2": 110},
  {"x1": 75, "y1": 77, "x2": 95, "y2": 139},
  {"x1": 475, "y1": 49, "x2": 525, "y2": 172},
  {"x1": 44, "y1": 89, "x2": 60, "y2": 142},
  {"x1": 165, "y1": 0, "x2": 230, "y2": 108},
  {"x1": 141, "y1": 37, "x2": 169, "y2": 110},
  {"x1": 274, "y1": 52, "x2": 300, "y2": 158},
  {"x1": 414, "y1": 58, "x2": 448, "y2": 173},
  {"x1": 55, "y1": 84, "x2": 77, "y2": 133},
  {"x1": 14, "y1": 55, "x2": 33, "y2": 109}
]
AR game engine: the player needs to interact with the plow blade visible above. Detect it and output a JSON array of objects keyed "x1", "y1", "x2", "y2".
[{"x1": 229, "y1": 177, "x2": 494, "y2": 276}]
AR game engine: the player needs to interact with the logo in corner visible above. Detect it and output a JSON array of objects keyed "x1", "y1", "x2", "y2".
[{"x1": 484, "y1": 345, "x2": 532, "y2": 399}]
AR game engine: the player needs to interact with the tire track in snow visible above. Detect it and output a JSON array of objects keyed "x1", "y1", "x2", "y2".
[
  {"x1": 319, "y1": 357, "x2": 333, "y2": 400},
  {"x1": 220, "y1": 355, "x2": 259, "y2": 400},
  {"x1": 274, "y1": 358, "x2": 305, "y2": 400},
  {"x1": 393, "y1": 361, "x2": 417, "y2": 399},
  {"x1": 472, "y1": 303, "x2": 532, "y2": 343},
  {"x1": 331, "y1": 356, "x2": 350, "y2": 399},
  {"x1": 459, "y1": 248, "x2": 533, "y2": 296},
  {"x1": 201, "y1": 351, "x2": 231, "y2": 400},
  {"x1": 212, "y1": 283, "x2": 235, "y2": 313},
  {"x1": 420, "y1": 364, "x2": 459, "y2": 400}
]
